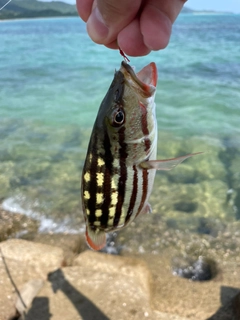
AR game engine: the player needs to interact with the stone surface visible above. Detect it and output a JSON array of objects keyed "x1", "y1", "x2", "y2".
[
  {"x1": 16, "y1": 279, "x2": 44, "y2": 316},
  {"x1": 0, "y1": 239, "x2": 64, "y2": 320},
  {"x1": 73, "y1": 251, "x2": 151, "y2": 293},
  {"x1": 127, "y1": 250, "x2": 240, "y2": 320},
  {"x1": 207, "y1": 290, "x2": 240, "y2": 320},
  {"x1": 0, "y1": 239, "x2": 64, "y2": 275},
  {"x1": 24, "y1": 251, "x2": 153, "y2": 320},
  {"x1": 0, "y1": 238, "x2": 240, "y2": 320},
  {"x1": 0, "y1": 254, "x2": 42, "y2": 320},
  {"x1": 26, "y1": 233, "x2": 88, "y2": 266},
  {"x1": 154, "y1": 311, "x2": 189, "y2": 320}
]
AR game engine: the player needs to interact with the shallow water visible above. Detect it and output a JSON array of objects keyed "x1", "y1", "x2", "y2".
[{"x1": 0, "y1": 14, "x2": 240, "y2": 238}]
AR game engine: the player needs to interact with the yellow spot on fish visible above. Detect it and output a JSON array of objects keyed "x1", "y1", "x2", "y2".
[
  {"x1": 95, "y1": 209, "x2": 102, "y2": 217},
  {"x1": 97, "y1": 172, "x2": 104, "y2": 187},
  {"x1": 84, "y1": 191, "x2": 90, "y2": 200},
  {"x1": 111, "y1": 192, "x2": 118, "y2": 205},
  {"x1": 96, "y1": 193, "x2": 104, "y2": 204},
  {"x1": 107, "y1": 217, "x2": 113, "y2": 226},
  {"x1": 109, "y1": 206, "x2": 116, "y2": 217},
  {"x1": 86, "y1": 209, "x2": 90, "y2": 215},
  {"x1": 84, "y1": 172, "x2": 91, "y2": 182},
  {"x1": 94, "y1": 221, "x2": 101, "y2": 226},
  {"x1": 97, "y1": 157, "x2": 105, "y2": 166}
]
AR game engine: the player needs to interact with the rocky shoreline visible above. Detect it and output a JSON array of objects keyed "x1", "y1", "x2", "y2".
[{"x1": 1, "y1": 214, "x2": 240, "y2": 320}]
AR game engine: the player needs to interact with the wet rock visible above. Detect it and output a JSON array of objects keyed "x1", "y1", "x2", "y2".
[
  {"x1": 0, "y1": 208, "x2": 39, "y2": 241},
  {"x1": 172, "y1": 256, "x2": 217, "y2": 281},
  {"x1": 100, "y1": 232, "x2": 122, "y2": 255},
  {"x1": 173, "y1": 201, "x2": 198, "y2": 213},
  {"x1": 197, "y1": 217, "x2": 226, "y2": 237}
]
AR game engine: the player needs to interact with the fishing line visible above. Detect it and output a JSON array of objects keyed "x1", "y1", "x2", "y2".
[{"x1": 0, "y1": 0, "x2": 12, "y2": 11}]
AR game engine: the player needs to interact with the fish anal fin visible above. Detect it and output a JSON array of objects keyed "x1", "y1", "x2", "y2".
[
  {"x1": 85, "y1": 226, "x2": 106, "y2": 251},
  {"x1": 140, "y1": 152, "x2": 203, "y2": 171}
]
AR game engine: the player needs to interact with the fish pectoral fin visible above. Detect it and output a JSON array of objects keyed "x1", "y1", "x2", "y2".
[
  {"x1": 139, "y1": 152, "x2": 203, "y2": 171},
  {"x1": 85, "y1": 225, "x2": 106, "y2": 251}
]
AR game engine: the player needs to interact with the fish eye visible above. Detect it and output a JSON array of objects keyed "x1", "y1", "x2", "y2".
[{"x1": 112, "y1": 109, "x2": 125, "y2": 127}]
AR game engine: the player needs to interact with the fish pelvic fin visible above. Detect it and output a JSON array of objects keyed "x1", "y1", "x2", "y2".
[
  {"x1": 138, "y1": 203, "x2": 152, "y2": 216},
  {"x1": 85, "y1": 225, "x2": 106, "y2": 251},
  {"x1": 139, "y1": 152, "x2": 203, "y2": 171}
]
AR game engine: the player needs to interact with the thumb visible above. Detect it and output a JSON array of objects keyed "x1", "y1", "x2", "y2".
[{"x1": 86, "y1": 0, "x2": 141, "y2": 45}]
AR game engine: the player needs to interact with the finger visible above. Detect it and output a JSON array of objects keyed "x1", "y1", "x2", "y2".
[
  {"x1": 86, "y1": 0, "x2": 141, "y2": 45},
  {"x1": 117, "y1": 19, "x2": 151, "y2": 57},
  {"x1": 157, "y1": 0, "x2": 187, "y2": 23},
  {"x1": 105, "y1": 40, "x2": 118, "y2": 49},
  {"x1": 140, "y1": 4, "x2": 172, "y2": 50},
  {"x1": 76, "y1": 0, "x2": 95, "y2": 22},
  {"x1": 140, "y1": 0, "x2": 186, "y2": 50}
]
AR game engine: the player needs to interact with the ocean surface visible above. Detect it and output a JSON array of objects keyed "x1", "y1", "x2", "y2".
[{"x1": 0, "y1": 14, "x2": 240, "y2": 239}]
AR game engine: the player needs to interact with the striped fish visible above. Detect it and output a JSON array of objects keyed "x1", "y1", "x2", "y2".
[{"x1": 81, "y1": 61, "x2": 200, "y2": 250}]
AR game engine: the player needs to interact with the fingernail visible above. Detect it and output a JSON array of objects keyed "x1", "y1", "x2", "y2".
[{"x1": 87, "y1": 7, "x2": 109, "y2": 43}]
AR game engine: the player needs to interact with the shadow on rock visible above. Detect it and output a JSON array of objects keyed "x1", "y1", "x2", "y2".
[
  {"x1": 24, "y1": 297, "x2": 52, "y2": 320},
  {"x1": 207, "y1": 286, "x2": 240, "y2": 320},
  {"x1": 47, "y1": 268, "x2": 110, "y2": 320}
]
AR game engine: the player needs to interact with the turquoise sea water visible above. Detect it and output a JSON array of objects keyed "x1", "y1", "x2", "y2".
[{"x1": 0, "y1": 14, "x2": 240, "y2": 236}]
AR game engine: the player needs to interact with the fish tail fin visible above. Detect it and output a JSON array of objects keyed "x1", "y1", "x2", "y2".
[{"x1": 85, "y1": 225, "x2": 106, "y2": 251}]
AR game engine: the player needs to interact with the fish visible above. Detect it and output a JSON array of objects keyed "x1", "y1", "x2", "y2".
[{"x1": 81, "y1": 61, "x2": 200, "y2": 251}]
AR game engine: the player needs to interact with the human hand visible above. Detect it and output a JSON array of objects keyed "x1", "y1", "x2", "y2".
[{"x1": 77, "y1": 0, "x2": 186, "y2": 56}]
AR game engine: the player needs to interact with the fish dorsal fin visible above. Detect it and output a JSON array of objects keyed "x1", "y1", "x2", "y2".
[
  {"x1": 139, "y1": 152, "x2": 203, "y2": 171},
  {"x1": 136, "y1": 62, "x2": 157, "y2": 87},
  {"x1": 86, "y1": 225, "x2": 106, "y2": 251}
]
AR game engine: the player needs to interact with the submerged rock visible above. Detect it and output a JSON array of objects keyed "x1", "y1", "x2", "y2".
[
  {"x1": 172, "y1": 256, "x2": 217, "y2": 281},
  {"x1": 153, "y1": 178, "x2": 235, "y2": 221},
  {"x1": 0, "y1": 161, "x2": 15, "y2": 198}
]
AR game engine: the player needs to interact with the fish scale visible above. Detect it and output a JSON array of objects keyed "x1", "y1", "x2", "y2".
[{"x1": 81, "y1": 61, "x2": 201, "y2": 250}]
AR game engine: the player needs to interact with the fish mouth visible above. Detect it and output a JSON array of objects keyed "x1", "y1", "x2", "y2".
[{"x1": 120, "y1": 61, "x2": 157, "y2": 97}]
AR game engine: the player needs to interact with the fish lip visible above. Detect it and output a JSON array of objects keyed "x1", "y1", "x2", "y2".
[
  {"x1": 120, "y1": 61, "x2": 156, "y2": 97},
  {"x1": 121, "y1": 61, "x2": 145, "y2": 89}
]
